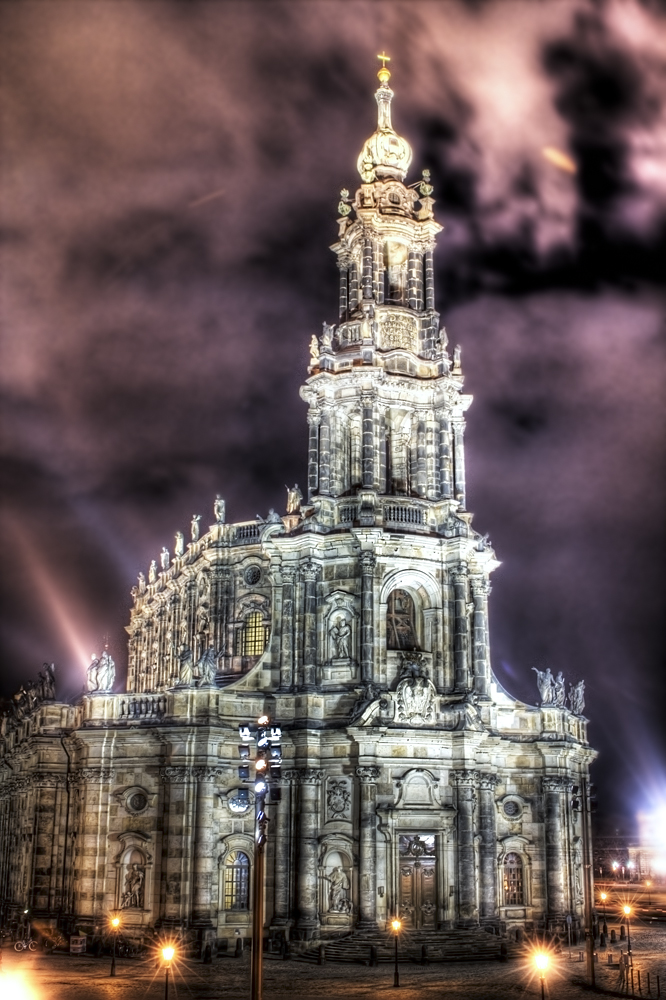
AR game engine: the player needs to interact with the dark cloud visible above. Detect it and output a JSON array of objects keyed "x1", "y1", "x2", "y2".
[{"x1": 1, "y1": 0, "x2": 665, "y2": 831}]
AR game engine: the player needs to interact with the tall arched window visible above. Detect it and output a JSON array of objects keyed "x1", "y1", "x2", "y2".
[
  {"x1": 503, "y1": 852, "x2": 524, "y2": 905},
  {"x1": 224, "y1": 851, "x2": 250, "y2": 911},
  {"x1": 237, "y1": 611, "x2": 269, "y2": 657},
  {"x1": 387, "y1": 589, "x2": 418, "y2": 650}
]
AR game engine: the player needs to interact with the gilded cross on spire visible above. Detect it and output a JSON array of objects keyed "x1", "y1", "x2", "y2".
[{"x1": 377, "y1": 51, "x2": 391, "y2": 84}]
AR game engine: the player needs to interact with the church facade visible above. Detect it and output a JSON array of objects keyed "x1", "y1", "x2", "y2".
[{"x1": 0, "y1": 65, "x2": 594, "y2": 950}]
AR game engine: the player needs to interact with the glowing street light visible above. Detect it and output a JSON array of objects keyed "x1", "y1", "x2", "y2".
[
  {"x1": 623, "y1": 905, "x2": 632, "y2": 956},
  {"x1": 534, "y1": 952, "x2": 549, "y2": 1000},
  {"x1": 110, "y1": 915, "x2": 121, "y2": 977},
  {"x1": 162, "y1": 944, "x2": 175, "y2": 1000},
  {"x1": 391, "y1": 918, "x2": 402, "y2": 987},
  {"x1": 612, "y1": 861, "x2": 619, "y2": 879},
  {"x1": 600, "y1": 891, "x2": 608, "y2": 934}
]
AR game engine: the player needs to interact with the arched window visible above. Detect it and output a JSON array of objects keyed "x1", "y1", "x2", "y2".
[
  {"x1": 224, "y1": 851, "x2": 250, "y2": 911},
  {"x1": 503, "y1": 852, "x2": 524, "y2": 905},
  {"x1": 387, "y1": 589, "x2": 419, "y2": 650},
  {"x1": 237, "y1": 611, "x2": 269, "y2": 657}
]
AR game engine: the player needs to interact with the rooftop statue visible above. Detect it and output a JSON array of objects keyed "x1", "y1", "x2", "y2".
[
  {"x1": 214, "y1": 495, "x2": 225, "y2": 524},
  {"x1": 191, "y1": 514, "x2": 201, "y2": 541},
  {"x1": 286, "y1": 483, "x2": 303, "y2": 515},
  {"x1": 87, "y1": 648, "x2": 116, "y2": 693}
]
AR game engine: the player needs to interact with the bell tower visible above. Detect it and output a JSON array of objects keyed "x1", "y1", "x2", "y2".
[{"x1": 301, "y1": 57, "x2": 471, "y2": 532}]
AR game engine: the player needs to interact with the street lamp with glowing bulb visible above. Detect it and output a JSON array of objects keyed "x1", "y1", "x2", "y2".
[
  {"x1": 109, "y1": 916, "x2": 121, "y2": 977},
  {"x1": 600, "y1": 891, "x2": 608, "y2": 934},
  {"x1": 391, "y1": 918, "x2": 401, "y2": 987},
  {"x1": 534, "y1": 952, "x2": 549, "y2": 1000},
  {"x1": 623, "y1": 905, "x2": 632, "y2": 956},
  {"x1": 162, "y1": 945, "x2": 175, "y2": 1000}
]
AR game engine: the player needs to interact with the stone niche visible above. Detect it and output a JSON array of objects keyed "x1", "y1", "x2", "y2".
[
  {"x1": 318, "y1": 839, "x2": 355, "y2": 930},
  {"x1": 320, "y1": 591, "x2": 359, "y2": 684}
]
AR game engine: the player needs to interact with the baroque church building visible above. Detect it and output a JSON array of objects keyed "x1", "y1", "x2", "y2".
[{"x1": 0, "y1": 64, "x2": 594, "y2": 952}]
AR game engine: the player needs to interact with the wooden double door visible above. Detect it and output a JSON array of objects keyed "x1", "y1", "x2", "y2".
[{"x1": 398, "y1": 835, "x2": 437, "y2": 929}]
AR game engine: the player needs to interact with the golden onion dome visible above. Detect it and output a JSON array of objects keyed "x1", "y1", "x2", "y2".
[{"x1": 357, "y1": 59, "x2": 412, "y2": 184}]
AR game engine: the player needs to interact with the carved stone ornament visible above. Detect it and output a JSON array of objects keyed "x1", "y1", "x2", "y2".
[
  {"x1": 379, "y1": 313, "x2": 418, "y2": 353},
  {"x1": 355, "y1": 765, "x2": 380, "y2": 783},
  {"x1": 326, "y1": 778, "x2": 351, "y2": 820},
  {"x1": 395, "y1": 653, "x2": 436, "y2": 725},
  {"x1": 73, "y1": 767, "x2": 115, "y2": 784}
]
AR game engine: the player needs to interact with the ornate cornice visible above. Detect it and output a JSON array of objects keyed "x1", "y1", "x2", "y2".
[
  {"x1": 160, "y1": 765, "x2": 226, "y2": 783},
  {"x1": 451, "y1": 768, "x2": 478, "y2": 786},
  {"x1": 71, "y1": 767, "x2": 115, "y2": 784},
  {"x1": 542, "y1": 775, "x2": 570, "y2": 792},
  {"x1": 298, "y1": 767, "x2": 324, "y2": 785}
]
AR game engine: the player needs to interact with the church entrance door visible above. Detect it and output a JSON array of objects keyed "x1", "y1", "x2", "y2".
[{"x1": 398, "y1": 835, "x2": 436, "y2": 929}]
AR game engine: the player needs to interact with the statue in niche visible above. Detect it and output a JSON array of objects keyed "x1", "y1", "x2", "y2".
[
  {"x1": 326, "y1": 866, "x2": 351, "y2": 914},
  {"x1": 553, "y1": 671, "x2": 566, "y2": 707},
  {"x1": 532, "y1": 667, "x2": 555, "y2": 706},
  {"x1": 160, "y1": 547, "x2": 170, "y2": 571},
  {"x1": 195, "y1": 646, "x2": 218, "y2": 686},
  {"x1": 329, "y1": 615, "x2": 351, "y2": 659},
  {"x1": 568, "y1": 680, "x2": 585, "y2": 716},
  {"x1": 191, "y1": 514, "x2": 201, "y2": 541},
  {"x1": 395, "y1": 653, "x2": 436, "y2": 724},
  {"x1": 176, "y1": 644, "x2": 194, "y2": 686},
  {"x1": 137, "y1": 572, "x2": 146, "y2": 594},
  {"x1": 286, "y1": 483, "x2": 303, "y2": 514},
  {"x1": 87, "y1": 649, "x2": 115, "y2": 693},
  {"x1": 387, "y1": 590, "x2": 418, "y2": 650},
  {"x1": 174, "y1": 531, "x2": 185, "y2": 557},
  {"x1": 148, "y1": 560, "x2": 157, "y2": 584},
  {"x1": 309, "y1": 335, "x2": 320, "y2": 366},
  {"x1": 214, "y1": 495, "x2": 225, "y2": 524},
  {"x1": 120, "y1": 864, "x2": 145, "y2": 909}
]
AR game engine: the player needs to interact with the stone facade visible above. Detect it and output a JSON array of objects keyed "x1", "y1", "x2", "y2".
[{"x1": 0, "y1": 67, "x2": 595, "y2": 948}]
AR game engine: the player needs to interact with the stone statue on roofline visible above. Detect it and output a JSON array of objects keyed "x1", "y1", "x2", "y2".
[
  {"x1": 568, "y1": 680, "x2": 585, "y2": 716},
  {"x1": 532, "y1": 667, "x2": 555, "y2": 706},
  {"x1": 191, "y1": 514, "x2": 201, "y2": 541},
  {"x1": 214, "y1": 495, "x2": 225, "y2": 524},
  {"x1": 87, "y1": 648, "x2": 116, "y2": 693},
  {"x1": 286, "y1": 483, "x2": 303, "y2": 514}
]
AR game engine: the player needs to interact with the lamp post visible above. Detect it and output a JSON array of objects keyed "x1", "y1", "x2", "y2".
[
  {"x1": 391, "y1": 918, "x2": 401, "y2": 987},
  {"x1": 534, "y1": 952, "x2": 549, "y2": 1000},
  {"x1": 109, "y1": 916, "x2": 120, "y2": 977},
  {"x1": 623, "y1": 905, "x2": 632, "y2": 957},
  {"x1": 162, "y1": 945, "x2": 175, "y2": 1000},
  {"x1": 600, "y1": 891, "x2": 608, "y2": 935}
]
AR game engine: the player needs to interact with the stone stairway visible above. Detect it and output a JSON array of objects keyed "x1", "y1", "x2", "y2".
[{"x1": 297, "y1": 927, "x2": 502, "y2": 964}]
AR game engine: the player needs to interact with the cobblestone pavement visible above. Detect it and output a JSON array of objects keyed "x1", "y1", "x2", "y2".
[{"x1": 2, "y1": 923, "x2": 664, "y2": 1000}]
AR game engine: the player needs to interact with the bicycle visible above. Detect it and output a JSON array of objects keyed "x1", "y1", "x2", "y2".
[{"x1": 14, "y1": 939, "x2": 37, "y2": 952}]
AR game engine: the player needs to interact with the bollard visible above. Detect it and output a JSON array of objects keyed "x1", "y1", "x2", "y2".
[
  {"x1": 203, "y1": 944, "x2": 212, "y2": 964},
  {"x1": 318, "y1": 945, "x2": 325, "y2": 966},
  {"x1": 632, "y1": 968, "x2": 635, "y2": 997},
  {"x1": 421, "y1": 944, "x2": 428, "y2": 966},
  {"x1": 621, "y1": 924, "x2": 627, "y2": 941},
  {"x1": 657, "y1": 974, "x2": 660, "y2": 998},
  {"x1": 235, "y1": 937, "x2": 244, "y2": 958},
  {"x1": 600, "y1": 932, "x2": 607, "y2": 948},
  {"x1": 638, "y1": 970, "x2": 641, "y2": 994},
  {"x1": 648, "y1": 972, "x2": 651, "y2": 996},
  {"x1": 611, "y1": 929, "x2": 618, "y2": 944},
  {"x1": 608, "y1": 952, "x2": 613, "y2": 965},
  {"x1": 370, "y1": 945, "x2": 378, "y2": 967},
  {"x1": 579, "y1": 950, "x2": 585, "y2": 962}
]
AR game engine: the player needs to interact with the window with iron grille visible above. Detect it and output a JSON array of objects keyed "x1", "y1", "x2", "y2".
[
  {"x1": 237, "y1": 611, "x2": 268, "y2": 657},
  {"x1": 224, "y1": 851, "x2": 250, "y2": 910},
  {"x1": 503, "y1": 852, "x2": 524, "y2": 905}
]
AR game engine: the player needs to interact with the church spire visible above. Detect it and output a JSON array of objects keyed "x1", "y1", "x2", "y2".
[{"x1": 357, "y1": 54, "x2": 412, "y2": 183}]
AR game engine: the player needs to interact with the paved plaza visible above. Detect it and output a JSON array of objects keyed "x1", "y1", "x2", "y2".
[{"x1": 2, "y1": 923, "x2": 665, "y2": 1000}]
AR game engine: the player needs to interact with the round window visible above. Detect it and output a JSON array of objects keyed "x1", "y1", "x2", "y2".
[
  {"x1": 244, "y1": 566, "x2": 261, "y2": 586},
  {"x1": 129, "y1": 792, "x2": 148, "y2": 812},
  {"x1": 504, "y1": 800, "x2": 520, "y2": 818}
]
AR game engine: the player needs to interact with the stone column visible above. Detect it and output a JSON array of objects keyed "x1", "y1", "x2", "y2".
[
  {"x1": 301, "y1": 562, "x2": 319, "y2": 690},
  {"x1": 307, "y1": 413, "x2": 320, "y2": 501},
  {"x1": 478, "y1": 775, "x2": 499, "y2": 925},
  {"x1": 407, "y1": 250, "x2": 419, "y2": 309},
  {"x1": 471, "y1": 577, "x2": 491, "y2": 700},
  {"x1": 373, "y1": 241, "x2": 384, "y2": 303},
  {"x1": 437, "y1": 413, "x2": 452, "y2": 499},
  {"x1": 349, "y1": 260, "x2": 360, "y2": 313},
  {"x1": 377, "y1": 406, "x2": 387, "y2": 494},
  {"x1": 416, "y1": 419, "x2": 427, "y2": 496},
  {"x1": 452, "y1": 419, "x2": 466, "y2": 507},
  {"x1": 296, "y1": 768, "x2": 323, "y2": 935},
  {"x1": 279, "y1": 568, "x2": 296, "y2": 690},
  {"x1": 272, "y1": 776, "x2": 294, "y2": 925},
  {"x1": 361, "y1": 394, "x2": 374, "y2": 489},
  {"x1": 319, "y1": 410, "x2": 331, "y2": 495},
  {"x1": 452, "y1": 564, "x2": 469, "y2": 692},
  {"x1": 356, "y1": 766, "x2": 380, "y2": 928},
  {"x1": 362, "y1": 236, "x2": 373, "y2": 299},
  {"x1": 453, "y1": 770, "x2": 478, "y2": 926},
  {"x1": 338, "y1": 262, "x2": 348, "y2": 320},
  {"x1": 543, "y1": 776, "x2": 567, "y2": 921},
  {"x1": 424, "y1": 249, "x2": 435, "y2": 310},
  {"x1": 192, "y1": 767, "x2": 220, "y2": 929},
  {"x1": 360, "y1": 551, "x2": 376, "y2": 685}
]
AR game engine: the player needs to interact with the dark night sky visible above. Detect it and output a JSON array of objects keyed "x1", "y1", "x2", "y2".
[{"x1": 1, "y1": 0, "x2": 665, "y2": 832}]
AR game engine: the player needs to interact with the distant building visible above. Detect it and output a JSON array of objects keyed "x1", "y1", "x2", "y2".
[{"x1": 0, "y1": 64, "x2": 595, "y2": 951}]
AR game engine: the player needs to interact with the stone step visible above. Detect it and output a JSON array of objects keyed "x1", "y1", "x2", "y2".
[{"x1": 297, "y1": 929, "x2": 501, "y2": 964}]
